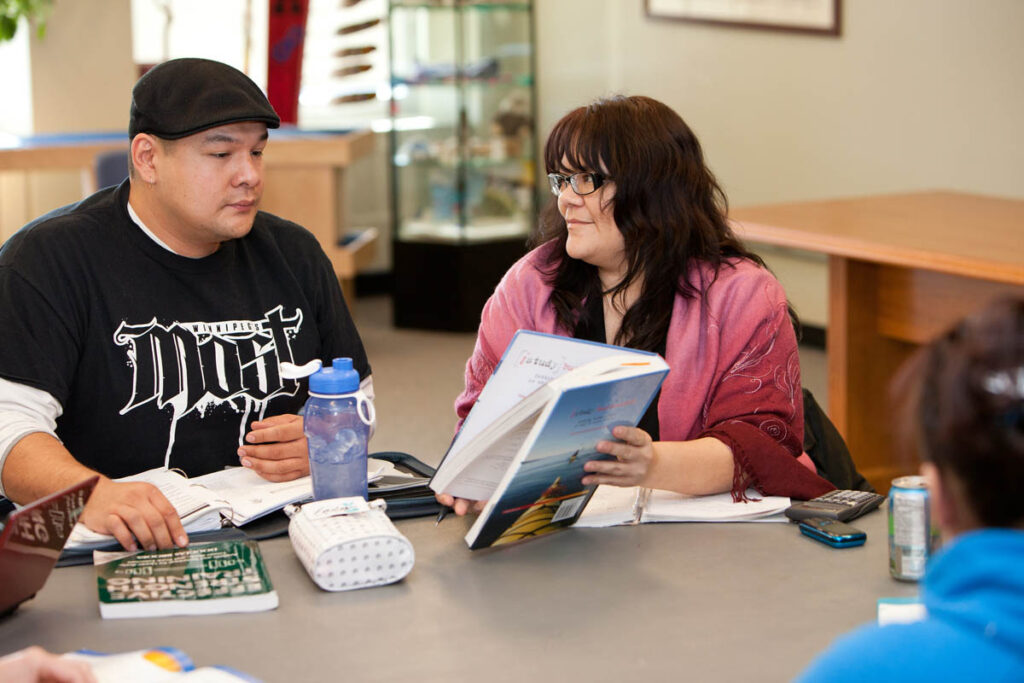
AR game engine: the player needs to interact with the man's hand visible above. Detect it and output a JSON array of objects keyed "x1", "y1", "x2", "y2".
[
  {"x1": 238, "y1": 414, "x2": 309, "y2": 482},
  {"x1": 79, "y1": 478, "x2": 188, "y2": 552},
  {"x1": 2, "y1": 433, "x2": 186, "y2": 552}
]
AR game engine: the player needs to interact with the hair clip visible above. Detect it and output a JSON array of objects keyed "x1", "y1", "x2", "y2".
[{"x1": 981, "y1": 366, "x2": 1024, "y2": 400}]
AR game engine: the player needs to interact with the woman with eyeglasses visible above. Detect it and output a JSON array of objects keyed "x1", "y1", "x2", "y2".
[
  {"x1": 439, "y1": 95, "x2": 833, "y2": 516},
  {"x1": 798, "y1": 297, "x2": 1024, "y2": 681}
]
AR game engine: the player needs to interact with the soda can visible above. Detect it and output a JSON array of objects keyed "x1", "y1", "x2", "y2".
[{"x1": 888, "y1": 475, "x2": 936, "y2": 581}]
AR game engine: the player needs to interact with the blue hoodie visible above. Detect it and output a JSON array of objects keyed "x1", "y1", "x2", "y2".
[{"x1": 798, "y1": 529, "x2": 1024, "y2": 682}]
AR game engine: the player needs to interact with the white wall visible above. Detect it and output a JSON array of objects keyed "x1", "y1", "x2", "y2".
[
  {"x1": 535, "y1": 0, "x2": 1024, "y2": 325},
  {"x1": 130, "y1": 0, "x2": 267, "y2": 86}
]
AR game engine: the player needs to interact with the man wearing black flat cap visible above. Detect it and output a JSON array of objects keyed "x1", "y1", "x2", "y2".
[{"x1": 0, "y1": 58, "x2": 371, "y2": 552}]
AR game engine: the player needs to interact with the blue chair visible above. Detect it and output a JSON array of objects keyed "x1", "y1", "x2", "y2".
[{"x1": 94, "y1": 149, "x2": 129, "y2": 188}]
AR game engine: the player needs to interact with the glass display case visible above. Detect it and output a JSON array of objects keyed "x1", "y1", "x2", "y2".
[{"x1": 388, "y1": 0, "x2": 536, "y2": 331}]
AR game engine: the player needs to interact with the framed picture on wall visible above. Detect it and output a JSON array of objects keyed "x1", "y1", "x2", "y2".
[{"x1": 645, "y1": 0, "x2": 841, "y2": 37}]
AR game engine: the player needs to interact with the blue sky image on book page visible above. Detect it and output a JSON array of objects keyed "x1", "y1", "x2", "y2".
[{"x1": 469, "y1": 370, "x2": 665, "y2": 548}]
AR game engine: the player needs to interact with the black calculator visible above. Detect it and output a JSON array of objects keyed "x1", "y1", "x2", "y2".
[{"x1": 784, "y1": 489, "x2": 885, "y2": 523}]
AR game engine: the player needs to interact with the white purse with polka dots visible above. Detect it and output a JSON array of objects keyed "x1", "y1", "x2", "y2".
[{"x1": 285, "y1": 497, "x2": 415, "y2": 592}]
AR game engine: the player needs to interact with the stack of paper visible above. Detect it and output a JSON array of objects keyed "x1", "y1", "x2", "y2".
[
  {"x1": 66, "y1": 464, "x2": 388, "y2": 552},
  {"x1": 575, "y1": 486, "x2": 791, "y2": 527}
]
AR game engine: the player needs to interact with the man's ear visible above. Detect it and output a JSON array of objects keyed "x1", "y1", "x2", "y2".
[
  {"x1": 130, "y1": 134, "x2": 159, "y2": 184},
  {"x1": 921, "y1": 461, "x2": 967, "y2": 538}
]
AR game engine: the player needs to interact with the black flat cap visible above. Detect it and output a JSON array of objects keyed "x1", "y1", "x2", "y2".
[{"x1": 129, "y1": 58, "x2": 281, "y2": 140}]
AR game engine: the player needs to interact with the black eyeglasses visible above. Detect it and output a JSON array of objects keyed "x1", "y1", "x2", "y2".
[{"x1": 547, "y1": 172, "x2": 610, "y2": 197}]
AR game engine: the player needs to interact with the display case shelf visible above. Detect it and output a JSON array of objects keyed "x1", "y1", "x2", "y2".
[
  {"x1": 392, "y1": 75, "x2": 534, "y2": 87},
  {"x1": 391, "y1": 2, "x2": 530, "y2": 10},
  {"x1": 388, "y1": 0, "x2": 536, "y2": 331}
]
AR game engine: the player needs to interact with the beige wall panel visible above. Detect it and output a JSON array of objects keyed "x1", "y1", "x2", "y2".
[
  {"x1": 0, "y1": 173, "x2": 30, "y2": 242},
  {"x1": 28, "y1": 0, "x2": 135, "y2": 134},
  {"x1": 0, "y1": 0, "x2": 135, "y2": 240}
]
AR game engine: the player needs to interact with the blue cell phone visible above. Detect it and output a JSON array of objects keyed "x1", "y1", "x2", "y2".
[{"x1": 799, "y1": 517, "x2": 866, "y2": 548}]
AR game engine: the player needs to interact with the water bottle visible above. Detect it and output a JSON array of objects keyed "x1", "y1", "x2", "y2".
[{"x1": 296, "y1": 358, "x2": 374, "y2": 501}]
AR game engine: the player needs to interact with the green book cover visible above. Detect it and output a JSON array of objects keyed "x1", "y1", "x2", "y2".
[{"x1": 95, "y1": 540, "x2": 278, "y2": 619}]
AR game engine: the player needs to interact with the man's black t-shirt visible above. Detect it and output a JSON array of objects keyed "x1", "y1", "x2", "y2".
[{"x1": 0, "y1": 180, "x2": 370, "y2": 478}]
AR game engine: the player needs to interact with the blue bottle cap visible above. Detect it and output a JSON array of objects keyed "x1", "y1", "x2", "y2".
[{"x1": 308, "y1": 358, "x2": 360, "y2": 395}]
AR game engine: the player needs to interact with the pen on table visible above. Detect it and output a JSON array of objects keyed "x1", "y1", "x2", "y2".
[
  {"x1": 435, "y1": 505, "x2": 452, "y2": 526},
  {"x1": 631, "y1": 487, "x2": 651, "y2": 525}
]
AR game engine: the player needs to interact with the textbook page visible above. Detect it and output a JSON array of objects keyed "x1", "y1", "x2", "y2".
[
  {"x1": 188, "y1": 467, "x2": 314, "y2": 526},
  {"x1": 67, "y1": 469, "x2": 226, "y2": 549},
  {"x1": 568, "y1": 486, "x2": 640, "y2": 527},
  {"x1": 438, "y1": 409, "x2": 541, "y2": 501},
  {"x1": 67, "y1": 464, "x2": 387, "y2": 545}
]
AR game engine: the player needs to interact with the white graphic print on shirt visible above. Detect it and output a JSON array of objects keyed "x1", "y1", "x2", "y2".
[{"x1": 112, "y1": 305, "x2": 303, "y2": 467}]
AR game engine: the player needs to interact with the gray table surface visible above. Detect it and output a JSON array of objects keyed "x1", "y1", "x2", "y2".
[{"x1": 0, "y1": 509, "x2": 917, "y2": 682}]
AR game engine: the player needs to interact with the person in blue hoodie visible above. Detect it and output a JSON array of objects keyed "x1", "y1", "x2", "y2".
[{"x1": 799, "y1": 296, "x2": 1024, "y2": 682}]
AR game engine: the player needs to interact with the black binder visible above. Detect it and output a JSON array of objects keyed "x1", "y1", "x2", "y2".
[{"x1": 366, "y1": 451, "x2": 442, "y2": 519}]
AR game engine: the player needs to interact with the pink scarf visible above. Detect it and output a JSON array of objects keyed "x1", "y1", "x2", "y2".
[{"x1": 456, "y1": 242, "x2": 833, "y2": 500}]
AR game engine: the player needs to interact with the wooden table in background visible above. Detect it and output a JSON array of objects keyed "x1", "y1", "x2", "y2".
[
  {"x1": 0, "y1": 128, "x2": 377, "y2": 303},
  {"x1": 731, "y1": 191, "x2": 1024, "y2": 493}
]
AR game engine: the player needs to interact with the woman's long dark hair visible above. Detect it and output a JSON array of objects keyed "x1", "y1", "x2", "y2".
[
  {"x1": 896, "y1": 296, "x2": 1024, "y2": 528},
  {"x1": 531, "y1": 95, "x2": 766, "y2": 350}
]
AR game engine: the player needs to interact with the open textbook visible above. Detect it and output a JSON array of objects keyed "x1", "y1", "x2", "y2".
[
  {"x1": 66, "y1": 464, "x2": 386, "y2": 551},
  {"x1": 575, "y1": 486, "x2": 792, "y2": 527},
  {"x1": 430, "y1": 330, "x2": 670, "y2": 549}
]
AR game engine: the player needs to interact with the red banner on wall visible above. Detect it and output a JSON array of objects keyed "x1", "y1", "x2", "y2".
[{"x1": 267, "y1": 0, "x2": 310, "y2": 124}]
